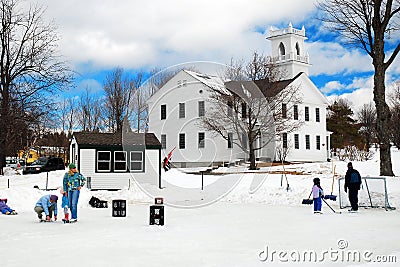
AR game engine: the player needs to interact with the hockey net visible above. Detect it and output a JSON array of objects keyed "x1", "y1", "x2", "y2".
[{"x1": 338, "y1": 177, "x2": 395, "y2": 210}]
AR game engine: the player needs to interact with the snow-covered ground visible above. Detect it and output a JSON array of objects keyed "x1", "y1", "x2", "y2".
[{"x1": 1, "y1": 148, "x2": 400, "y2": 267}]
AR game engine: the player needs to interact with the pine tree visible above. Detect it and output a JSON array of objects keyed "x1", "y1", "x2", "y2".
[{"x1": 327, "y1": 99, "x2": 362, "y2": 149}]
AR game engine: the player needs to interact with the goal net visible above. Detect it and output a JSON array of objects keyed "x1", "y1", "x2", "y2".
[{"x1": 338, "y1": 177, "x2": 394, "y2": 210}]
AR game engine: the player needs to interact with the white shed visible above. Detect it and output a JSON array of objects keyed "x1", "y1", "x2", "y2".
[{"x1": 70, "y1": 132, "x2": 161, "y2": 190}]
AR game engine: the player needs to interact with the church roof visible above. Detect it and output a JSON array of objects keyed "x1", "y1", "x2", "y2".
[
  {"x1": 254, "y1": 72, "x2": 303, "y2": 98},
  {"x1": 224, "y1": 72, "x2": 303, "y2": 99}
]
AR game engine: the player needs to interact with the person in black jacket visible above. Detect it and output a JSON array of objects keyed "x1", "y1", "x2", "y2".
[{"x1": 344, "y1": 162, "x2": 362, "y2": 212}]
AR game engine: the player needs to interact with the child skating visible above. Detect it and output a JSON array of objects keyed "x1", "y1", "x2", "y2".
[{"x1": 312, "y1": 178, "x2": 324, "y2": 214}]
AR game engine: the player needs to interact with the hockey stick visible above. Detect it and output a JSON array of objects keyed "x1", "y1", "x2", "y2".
[{"x1": 322, "y1": 198, "x2": 341, "y2": 214}]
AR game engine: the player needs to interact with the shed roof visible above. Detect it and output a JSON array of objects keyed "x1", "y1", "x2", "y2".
[{"x1": 73, "y1": 132, "x2": 161, "y2": 148}]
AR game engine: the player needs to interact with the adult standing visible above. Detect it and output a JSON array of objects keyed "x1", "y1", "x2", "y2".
[
  {"x1": 63, "y1": 163, "x2": 86, "y2": 222},
  {"x1": 344, "y1": 162, "x2": 362, "y2": 212}
]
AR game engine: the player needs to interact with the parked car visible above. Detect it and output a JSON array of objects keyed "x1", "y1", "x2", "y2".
[
  {"x1": 5, "y1": 158, "x2": 26, "y2": 171},
  {"x1": 23, "y1": 156, "x2": 65, "y2": 174}
]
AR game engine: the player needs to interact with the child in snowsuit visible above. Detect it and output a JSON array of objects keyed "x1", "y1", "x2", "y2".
[
  {"x1": 312, "y1": 178, "x2": 324, "y2": 214},
  {"x1": 60, "y1": 188, "x2": 69, "y2": 222},
  {"x1": 0, "y1": 198, "x2": 17, "y2": 215}
]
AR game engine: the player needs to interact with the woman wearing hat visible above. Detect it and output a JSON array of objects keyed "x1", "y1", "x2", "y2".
[
  {"x1": 34, "y1": 195, "x2": 58, "y2": 221},
  {"x1": 63, "y1": 163, "x2": 86, "y2": 222}
]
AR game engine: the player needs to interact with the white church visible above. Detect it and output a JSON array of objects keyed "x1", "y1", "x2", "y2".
[{"x1": 147, "y1": 23, "x2": 331, "y2": 168}]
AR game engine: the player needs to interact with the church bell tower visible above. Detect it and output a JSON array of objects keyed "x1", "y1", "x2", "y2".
[{"x1": 267, "y1": 23, "x2": 311, "y2": 79}]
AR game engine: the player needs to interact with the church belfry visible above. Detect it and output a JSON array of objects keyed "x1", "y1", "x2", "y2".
[{"x1": 267, "y1": 23, "x2": 311, "y2": 79}]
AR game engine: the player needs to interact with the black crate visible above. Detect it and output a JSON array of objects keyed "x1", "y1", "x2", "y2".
[
  {"x1": 112, "y1": 199, "x2": 126, "y2": 217},
  {"x1": 155, "y1": 197, "x2": 164, "y2": 205},
  {"x1": 96, "y1": 200, "x2": 108, "y2": 208},
  {"x1": 150, "y1": 205, "x2": 164, "y2": 225}
]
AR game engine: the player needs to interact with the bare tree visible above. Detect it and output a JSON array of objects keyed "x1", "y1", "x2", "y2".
[
  {"x1": 201, "y1": 52, "x2": 303, "y2": 170},
  {"x1": 317, "y1": 0, "x2": 400, "y2": 176},
  {"x1": 103, "y1": 68, "x2": 132, "y2": 133},
  {"x1": 389, "y1": 81, "x2": 400, "y2": 148},
  {"x1": 58, "y1": 97, "x2": 77, "y2": 135},
  {"x1": 389, "y1": 80, "x2": 400, "y2": 106},
  {"x1": 77, "y1": 87, "x2": 103, "y2": 132},
  {"x1": 0, "y1": 0, "x2": 73, "y2": 171},
  {"x1": 356, "y1": 102, "x2": 377, "y2": 150},
  {"x1": 128, "y1": 72, "x2": 147, "y2": 132}
]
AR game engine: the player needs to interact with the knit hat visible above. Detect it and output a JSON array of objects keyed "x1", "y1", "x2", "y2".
[
  {"x1": 313, "y1": 177, "x2": 320, "y2": 185},
  {"x1": 347, "y1": 162, "x2": 353, "y2": 168},
  {"x1": 50, "y1": 195, "x2": 58, "y2": 202},
  {"x1": 0, "y1": 198, "x2": 7, "y2": 203},
  {"x1": 68, "y1": 163, "x2": 76, "y2": 169}
]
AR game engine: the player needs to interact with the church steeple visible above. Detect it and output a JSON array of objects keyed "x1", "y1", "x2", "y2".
[{"x1": 267, "y1": 23, "x2": 311, "y2": 79}]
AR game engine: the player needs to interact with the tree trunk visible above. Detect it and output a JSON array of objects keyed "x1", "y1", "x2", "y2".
[
  {"x1": 248, "y1": 130, "x2": 257, "y2": 170},
  {"x1": 0, "y1": 90, "x2": 9, "y2": 173},
  {"x1": 249, "y1": 142, "x2": 256, "y2": 170},
  {"x1": 373, "y1": 34, "x2": 395, "y2": 176}
]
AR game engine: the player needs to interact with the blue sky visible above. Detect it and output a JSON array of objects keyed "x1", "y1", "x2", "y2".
[{"x1": 36, "y1": 0, "x2": 400, "y2": 111}]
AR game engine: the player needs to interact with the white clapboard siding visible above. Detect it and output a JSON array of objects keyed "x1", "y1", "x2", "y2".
[
  {"x1": 80, "y1": 149, "x2": 95, "y2": 174},
  {"x1": 79, "y1": 149, "x2": 159, "y2": 190},
  {"x1": 90, "y1": 173, "x2": 131, "y2": 190}
]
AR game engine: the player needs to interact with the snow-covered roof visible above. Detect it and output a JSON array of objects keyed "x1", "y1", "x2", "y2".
[{"x1": 184, "y1": 70, "x2": 231, "y2": 95}]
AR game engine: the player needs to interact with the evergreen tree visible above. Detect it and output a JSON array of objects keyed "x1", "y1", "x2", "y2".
[{"x1": 327, "y1": 99, "x2": 362, "y2": 149}]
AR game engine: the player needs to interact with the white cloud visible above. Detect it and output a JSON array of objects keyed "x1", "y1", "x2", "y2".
[
  {"x1": 307, "y1": 41, "x2": 373, "y2": 76},
  {"x1": 320, "y1": 80, "x2": 346, "y2": 94},
  {"x1": 325, "y1": 75, "x2": 399, "y2": 113},
  {"x1": 36, "y1": 0, "x2": 317, "y2": 71}
]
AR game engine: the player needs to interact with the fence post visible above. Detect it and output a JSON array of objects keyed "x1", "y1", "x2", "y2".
[
  {"x1": 46, "y1": 172, "x2": 49, "y2": 190},
  {"x1": 87, "y1": 177, "x2": 91, "y2": 190}
]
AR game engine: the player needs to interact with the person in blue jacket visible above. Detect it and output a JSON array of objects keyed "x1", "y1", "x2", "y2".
[
  {"x1": 344, "y1": 162, "x2": 362, "y2": 212},
  {"x1": 63, "y1": 163, "x2": 86, "y2": 222},
  {"x1": 34, "y1": 195, "x2": 58, "y2": 221}
]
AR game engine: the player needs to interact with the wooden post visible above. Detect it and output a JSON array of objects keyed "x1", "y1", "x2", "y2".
[
  {"x1": 201, "y1": 171, "x2": 204, "y2": 190},
  {"x1": 46, "y1": 172, "x2": 49, "y2": 190}
]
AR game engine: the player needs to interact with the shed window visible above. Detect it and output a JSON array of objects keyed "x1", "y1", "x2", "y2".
[
  {"x1": 130, "y1": 151, "x2": 143, "y2": 172},
  {"x1": 114, "y1": 151, "x2": 127, "y2": 172},
  {"x1": 97, "y1": 151, "x2": 111, "y2": 172}
]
